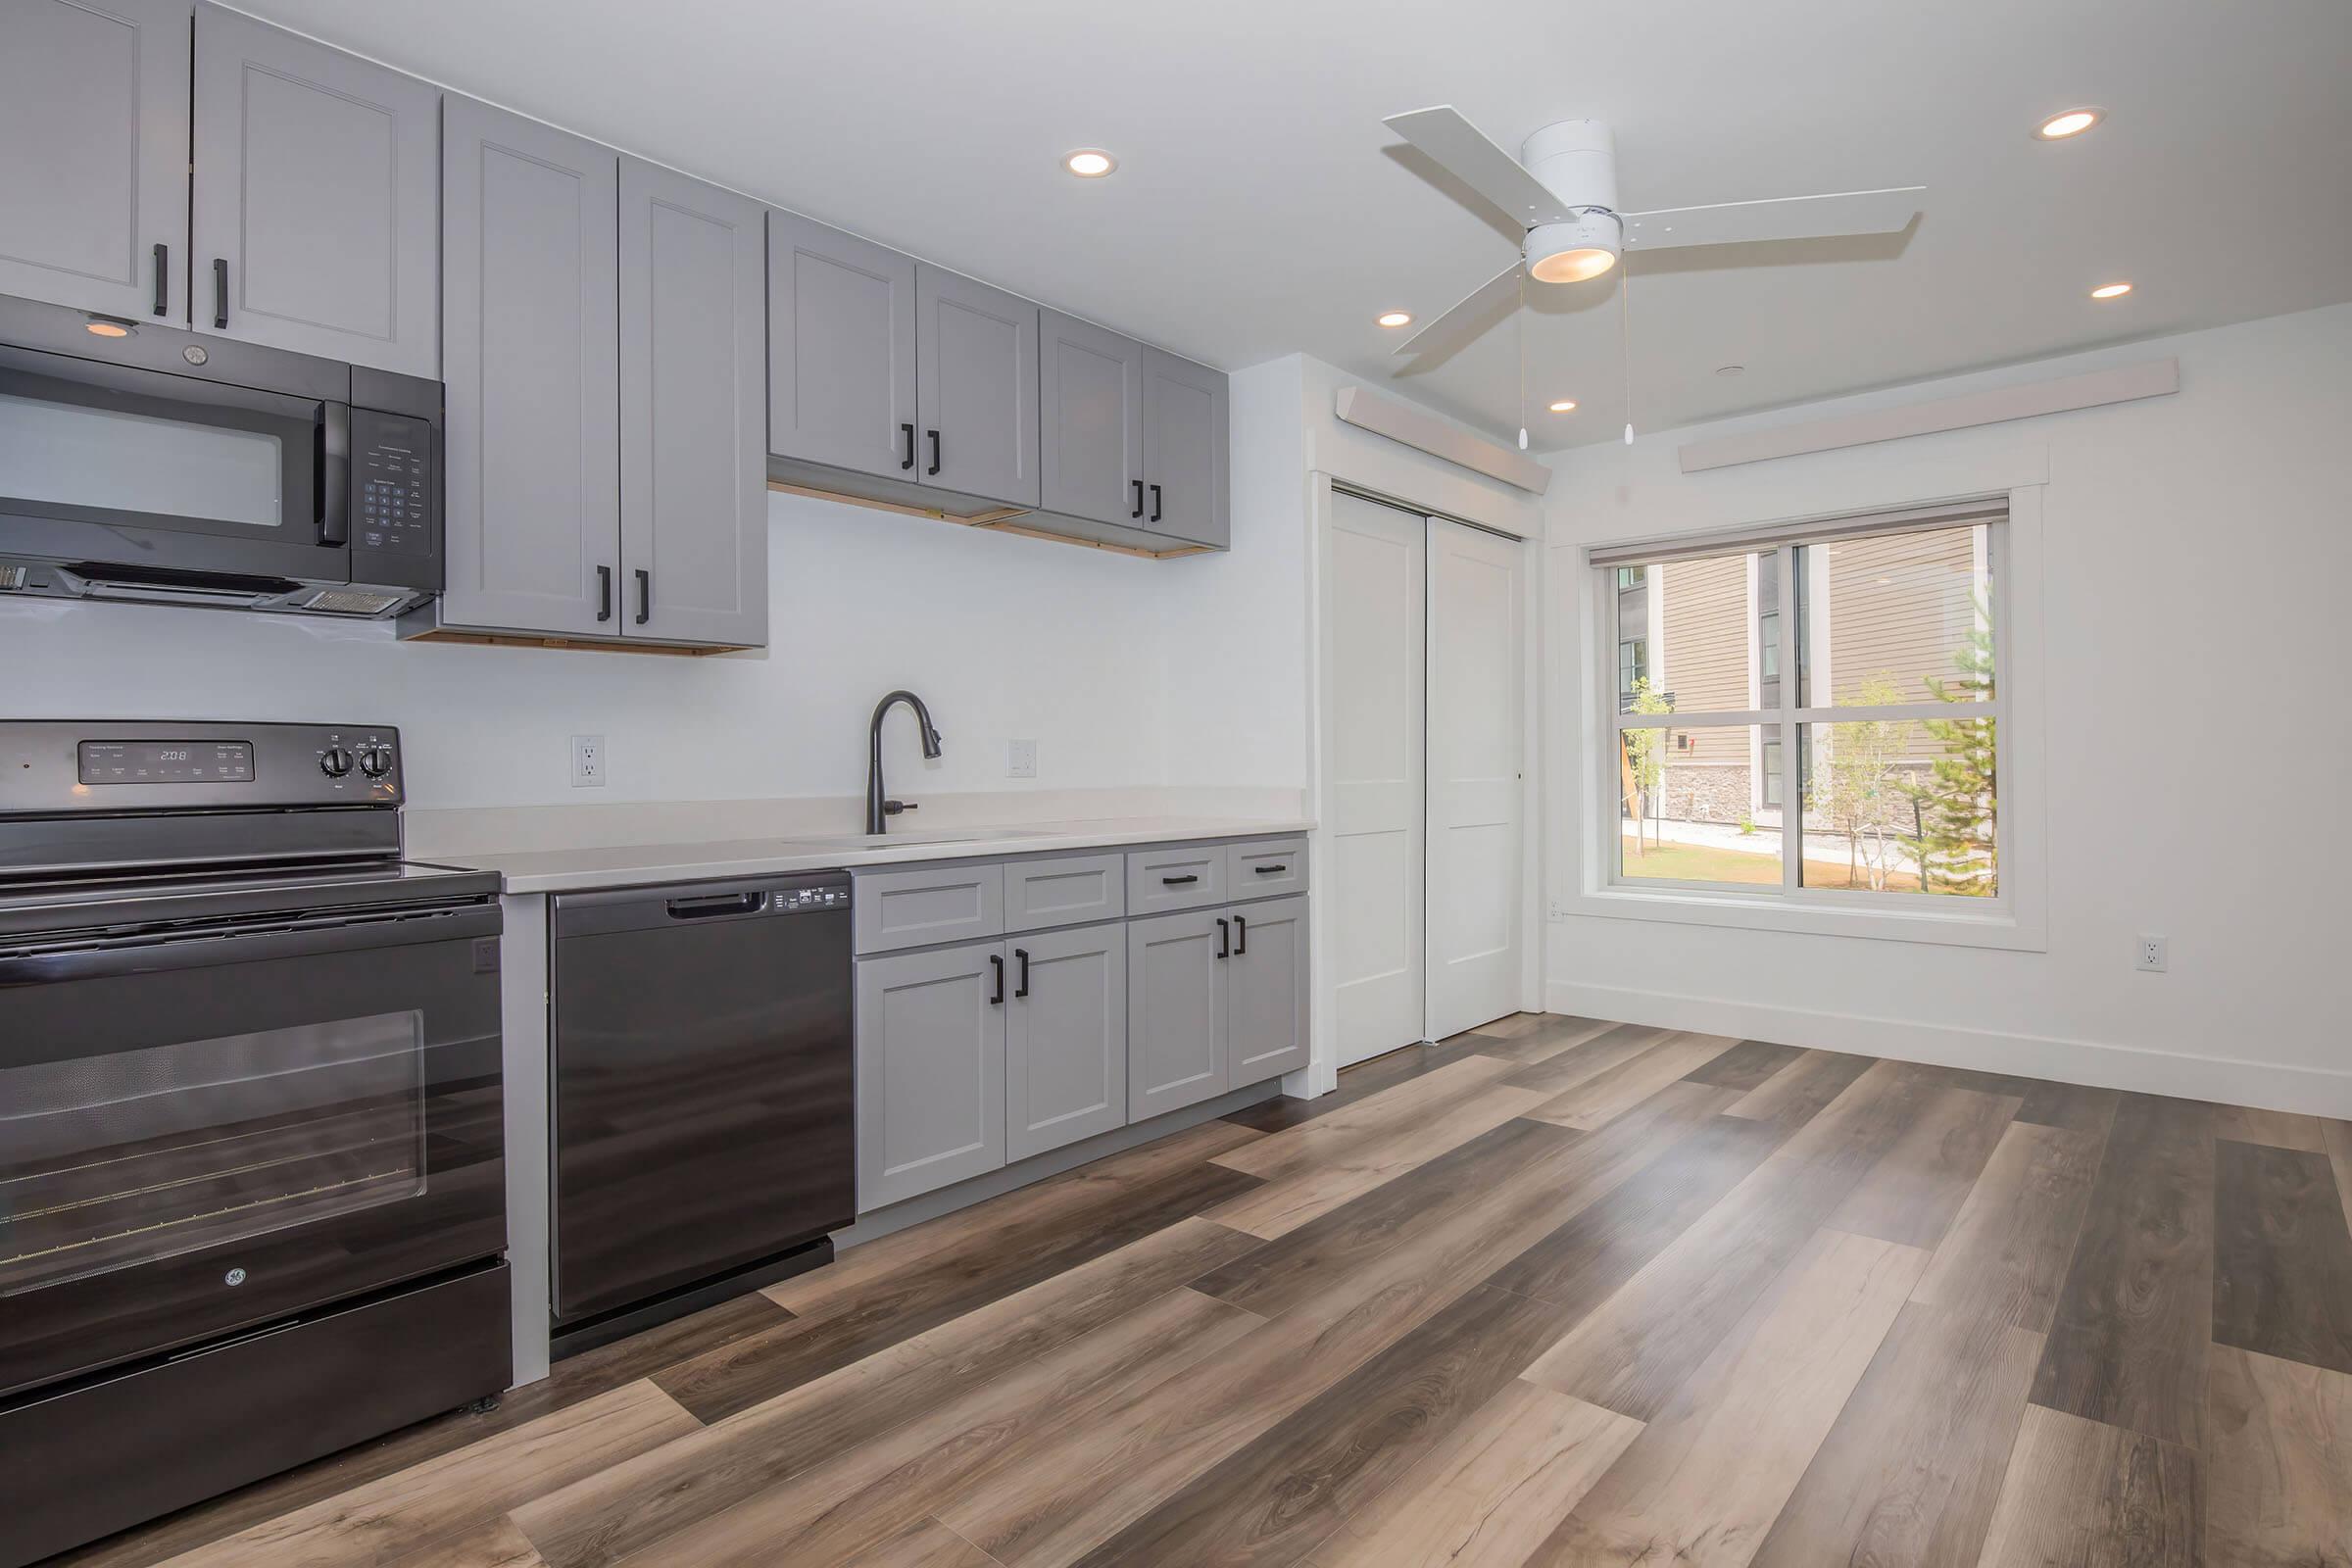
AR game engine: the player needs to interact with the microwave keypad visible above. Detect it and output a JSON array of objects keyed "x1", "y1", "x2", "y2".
[{"x1": 355, "y1": 413, "x2": 431, "y2": 553}]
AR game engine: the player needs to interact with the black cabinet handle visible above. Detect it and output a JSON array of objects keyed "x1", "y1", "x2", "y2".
[
  {"x1": 989, "y1": 953, "x2": 1005, "y2": 1004},
  {"x1": 1235, "y1": 915, "x2": 1248, "y2": 956},
  {"x1": 212, "y1": 257, "x2": 227, "y2": 328},
  {"x1": 1161, "y1": 874, "x2": 1198, "y2": 886},
  {"x1": 634, "y1": 568, "x2": 650, "y2": 625},
  {"x1": 1215, "y1": 917, "x2": 1230, "y2": 958},
  {"x1": 1149, "y1": 483, "x2": 1163, "y2": 523},
  {"x1": 1013, "y1": 948, "x2": 1030, "y2": 999},
  {"x1": 1130, "y1": 479, "x2": 1145, "y2": 519},
  {"x1": 927, "y1": 429, "x2": 941, "y2": 476},
  {"x1": 900, "y1": 422, "x2": 915, "y2": 471},
  {"x1": 1253, "y1": 863, "x2": 1288, "y2": 874},
  {"x1": 153, "y1": 243, "x2": 168, "y2": 316},
  {"x1": 597, "y1": 564, "x2": 612, "y2": 622}
]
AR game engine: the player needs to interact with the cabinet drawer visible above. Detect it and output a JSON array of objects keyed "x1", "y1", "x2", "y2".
[
  {"x1": 1227, "y1": 838, "x2": 1307, "y2": 899},
  {"x1": 853, "y1": 862, "x2": 1005, "y2": 954},
  {"x1": 1125, "y1": 844, "x2": 1226, "y2": 916},
  {"x1": 1005, "y1": 853, "x2": 1126, "y2": 932}
]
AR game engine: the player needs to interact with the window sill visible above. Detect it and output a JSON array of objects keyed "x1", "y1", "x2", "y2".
[{"x1": 1555, "y1": 883, "x2": 2047, "y2": 953}]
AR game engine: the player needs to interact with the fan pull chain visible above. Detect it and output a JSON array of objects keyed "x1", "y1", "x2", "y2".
[
  {"x1": 1620, "y1": 267, "x2": 1635, "y2": 446},
  {"x1": 1516, "y1": 270, "x2": 1530, "y2": 450}
]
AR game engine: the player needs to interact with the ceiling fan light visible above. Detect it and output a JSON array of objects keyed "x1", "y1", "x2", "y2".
[
  {"x1": 1524, "y1": 214, "x2": 1622, "y2": 284},
  {"x1": 1531, "y1": 246, "x2": 1617, "y2": 283}
]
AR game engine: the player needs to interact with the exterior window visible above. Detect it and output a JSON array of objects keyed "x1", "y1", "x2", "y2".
[
  {"x1": 1615, "y1": 564, "x2": 1646, "y2": 592},
  {"x1": 1602, "y1": 514, "x2": 2002, "y2": 904}
]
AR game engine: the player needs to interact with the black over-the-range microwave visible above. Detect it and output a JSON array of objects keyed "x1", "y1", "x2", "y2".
[{"x1": 0, "y1": 291, "x2": 441, "y2": 618}]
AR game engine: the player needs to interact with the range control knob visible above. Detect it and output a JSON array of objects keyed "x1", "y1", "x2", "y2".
[
  {"x1": 359, "y1": 747, "x2": 394, "y2": 778},
  {"x1": 319, "y1": 747, "x2": 354, "y2": 778}
]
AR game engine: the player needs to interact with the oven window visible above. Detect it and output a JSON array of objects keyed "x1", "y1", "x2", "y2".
[
  {"x1": 0, "y1": 1012, "x2": 424, "y2": 1298},
  {"x1": 0, "y1": 389, "x2": 285, "y2": 527}
]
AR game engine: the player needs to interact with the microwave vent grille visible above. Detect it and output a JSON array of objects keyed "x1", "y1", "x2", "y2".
[{"x1": 299, "y1": 587, "x2": 408, "y2": 616}]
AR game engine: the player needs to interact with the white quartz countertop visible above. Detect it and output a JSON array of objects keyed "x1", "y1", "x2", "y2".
[{"x1": 450, "y1": 815, "x2": 1316, "y2": 895}]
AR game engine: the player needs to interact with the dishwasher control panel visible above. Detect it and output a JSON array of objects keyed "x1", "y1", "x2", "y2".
[{"x1": 777, "y1": 886, "x2": 850, "y2": 911}]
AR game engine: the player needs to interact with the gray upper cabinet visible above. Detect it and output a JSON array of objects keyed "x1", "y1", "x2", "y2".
[
  {"x1": 191, "y1": 3, "x2": 439, "y2": 377},
  {"x1": 766, "y1": 210, "x2": 916, "y2": 482},
  {"x1": 1038, "y1": 310, "x2": 1144, "y2": 527},
  {"x1": 0, "y1": 0, "x2": 187, "y2": 322},
  {"x1": 916, "y1": 265, "x2": 1038, "y2": 507},
  {"x1": 1005, "y1": 923, "x2": 1127, "y2": 1161},
  {"x1": 619, "y1": 157, "x2": 767, "y2": 648},
  {"x1": 1228, "y1": 896, "x2": 1309, "y2": 1083},
  {"x1": 1126, "y1": 906, "x2": 1229, "y2": 1121},
  {"x1": 856, "y1": 940, "x2": 1007, "y2": 1210},
  {"x1": 439, "y1": 97, "x2": 618, "y2": 639},
  {"x1": 1142, "y1": 347, "x2": 1230, "y2": 549}
]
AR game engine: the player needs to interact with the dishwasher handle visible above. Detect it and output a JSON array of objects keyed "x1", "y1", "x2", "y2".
[{"x1": 665, "y1": 891, "x2": 768, "y2": 920}]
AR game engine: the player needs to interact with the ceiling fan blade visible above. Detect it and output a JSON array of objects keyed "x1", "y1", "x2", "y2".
[
  {"x1": 1620, "y1": 186, "x2": 1924, "y2": 251},
  {"x1": 1393, "y1": 262, "x2": 1525, "y2": 358},
  {"x1": 1383, "y1": 105, "x2": 1574, "y2": 227}
]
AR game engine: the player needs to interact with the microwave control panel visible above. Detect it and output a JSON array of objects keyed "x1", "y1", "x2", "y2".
[{"x1": 349, "y1": 407, "x2": 438, "y2": 590}]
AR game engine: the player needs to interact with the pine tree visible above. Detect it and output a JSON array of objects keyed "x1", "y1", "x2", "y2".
[{"x1": 1899, "y1": 609, "x2": 1998, "y2": 895}]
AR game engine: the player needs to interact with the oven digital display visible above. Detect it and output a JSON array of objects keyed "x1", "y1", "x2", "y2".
[{"x1": 77, "y1": 740, "x2": 255, "y2": 784}]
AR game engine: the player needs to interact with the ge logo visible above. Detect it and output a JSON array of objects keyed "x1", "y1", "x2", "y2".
[{"x1": 223, "y1": 1267, "x2": 247, "y2": 1287}]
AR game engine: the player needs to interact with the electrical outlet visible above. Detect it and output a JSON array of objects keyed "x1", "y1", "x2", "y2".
[
  {"x1": 1007, "y1": 739, "x2": 1038, "y2": 779},
  {"x1": 2134, "y1": 933, "x2": 2168, "y2": 972},
  {"x1": 570, "y1": 734, "x2": 606, "y2": 788}
]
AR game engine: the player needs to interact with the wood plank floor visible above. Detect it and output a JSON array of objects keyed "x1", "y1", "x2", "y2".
[{"x1": 46, "y1": 1014, "x2": 2352, "y2": 1568}]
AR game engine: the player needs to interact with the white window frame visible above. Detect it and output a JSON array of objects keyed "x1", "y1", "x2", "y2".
[{"x1": 1570, "y1": 488, "x2": 2047, "y2": 952}]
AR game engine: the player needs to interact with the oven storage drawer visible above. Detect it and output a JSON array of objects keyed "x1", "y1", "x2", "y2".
[{"x1": 0, "y1": 1259, "x2": 510, "y2": 1568}]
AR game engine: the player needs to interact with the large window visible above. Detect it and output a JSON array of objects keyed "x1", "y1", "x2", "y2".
[{"x1": 1598, "y1": 505, "x2": 2002, "y2": 906}]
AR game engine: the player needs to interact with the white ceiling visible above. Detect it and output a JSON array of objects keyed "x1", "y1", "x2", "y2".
[{"x1": 242, "y1": 0, "x2": 2352, "y2": 447}]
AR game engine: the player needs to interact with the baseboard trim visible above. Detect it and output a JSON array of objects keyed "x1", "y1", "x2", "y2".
[{"x1": 1544, "y1": 980, "x2": 2352, "y2": 1118}]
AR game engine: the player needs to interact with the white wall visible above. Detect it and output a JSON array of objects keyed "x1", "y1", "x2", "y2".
[
  {"x1": 1541, "y1": 303, "x2": 2352, "y2": 1114},
  {"x1": 1, "y1": 481, "x2": 1306, "y2": 811}
]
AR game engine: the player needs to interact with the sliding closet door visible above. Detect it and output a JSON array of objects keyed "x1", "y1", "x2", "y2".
[
  {"x1": 1425, "y1": 516, "x2": 1526, "y2": 1040},
  {"x1": 1326, "y1": 493, "x2": 1427, "y2": 1067}
]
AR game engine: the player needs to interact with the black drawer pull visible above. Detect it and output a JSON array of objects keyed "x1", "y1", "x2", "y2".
[
  {"x1": 1252, "y1": 863, "x2": 1288, "y2": 874},
  {"x1": 1149, "y1": 483, "x2": 1163, "y2": 522},
  {"x1": 1130, "y1": 479, "x2": 1145, "y2": 518},
  {"x1": 901, "y1": 422, "x2": 916, "y2": 470},
  {"x1": 1160, "y1": 874, "x2": 1199, "y2": 886},
  {"x1": 1235, "y1": 915, "x2": 1248, "y2": 955},
  {"x1": 153, "y1": 243, "x2": 169, "y2": 316},
  {"x1": 927, "y1": 428, "x2": 942, "y2": 476},
  {"x1": 597, "y1": 564, "x2": 612, "y2": 621},
  {"x1": 989, "y1": 953, "x2": 1005, "y2": 1004},
  {"x1": 1215, "y1": 917, "x2": 1230, "y2": 958},
  {"x1": 1013, "y1": 948, "x2": 1030, "y2": 998},
  {"x1": 212, "y1": 257, "x2": 227, "y2": 328},
  {"x1": 635, "y1": 568, "x2": 651, "y2": 625}
]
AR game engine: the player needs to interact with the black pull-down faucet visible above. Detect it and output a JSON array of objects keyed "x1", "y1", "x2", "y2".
[{"x1": 866, "y1": 690, "x2": 942, "y2": 834}]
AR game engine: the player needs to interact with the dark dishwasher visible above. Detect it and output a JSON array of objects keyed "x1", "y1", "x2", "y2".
[{"x1": 550, "y1": 872, "x2": 853, "y2": 1352}]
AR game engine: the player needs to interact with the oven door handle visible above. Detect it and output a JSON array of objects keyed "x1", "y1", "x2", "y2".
[{"x1": 0, "y1": 902, "x2": 501, "y2": 991}]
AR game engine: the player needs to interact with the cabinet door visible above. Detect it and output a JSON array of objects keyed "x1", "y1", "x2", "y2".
[
  {"x1": 0, "y1": 0, "x2": 187, "y2": 321},
  {"x1": 856, "y1": 941, "x2": 1007, "y2": 1210},
  {"x1": 191, "y1": 3, "x2": 439, "y2": 377},
  {"x1": 1228, "y1": 897, "x2": 1309, "y2": 1084},
  {"x1": 619, "y1": 157, "x2": 767, "y2": 648},
  {"x1": 1038, "y1": 310, "x2": 1144, "y2": 526},
  {"x1": 1142, "y1": 347, "x2": 1230, "y2": 549},
  {"x1": 767, "y1": 210, "x2": 917, "y2": 481},
  {"x1": 1005, "y1": 925, "x2": 1127, "y2": 1161},
  {"x1": 915, "y1": 264, "x2": 1038, "y2": 507},
  {"x1": 1126, "y1": 907, "x2": 1229, "y2": 1121},
  {"x1": 439, "y1": 97, "x2": 618, "y2": 638}
]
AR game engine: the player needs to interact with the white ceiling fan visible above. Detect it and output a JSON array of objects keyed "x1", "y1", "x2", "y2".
[{"x1": 1382, "y1": 106, "x2": 1926, "y2": 358}]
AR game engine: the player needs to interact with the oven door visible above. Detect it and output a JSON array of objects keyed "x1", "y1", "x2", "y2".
[
  {"x1": 0, "y1": 894, "x2": 501, "y2": 1397},
  {"x1": 0, "y1": 342, "x2": 349, "y2": 585}
]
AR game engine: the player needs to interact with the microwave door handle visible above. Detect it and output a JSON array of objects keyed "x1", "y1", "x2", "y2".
[{"x1": 318, "y1": 405, "x2": 349, "y2": 546}]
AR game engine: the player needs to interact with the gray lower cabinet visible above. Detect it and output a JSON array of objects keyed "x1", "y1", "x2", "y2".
[
  {"x1": 856, "y1": 939, "x2": 1007, "y2": 1210},
  {"x1": 1229, "y1": 896, "x2": 1310, "y2": 1081},
  {"x1": 190, "y1": 3, "x2": 440, "y2": 378},
  {"x1": 619, "y1": 157, "x2": 767, "y2": 648},
  {"x1": 1039, "y1": 310, "x2": 1145, "y2": 527},
  {"x1": 0, "y1": 0, "x2": 187, "y2": 322},
  {"x1": 1005, "y1": 923, "x2": 1127, "y2": 1161},
  {"x1": 767, "y1": 209, "x2": 917, "y2": 482},
  {"x1": 1143, "y1": 346, "x2": 1231, "y2": 549},
  {"x1": 438, "y1": 97, "x2": 618, "y2": 638},
  {"x1": 916, "y1": 264, "x2": 1038, "y2": 507},
  {"x1": 1126, "y1": 906, "x2": 1231, "y2": 1120}
]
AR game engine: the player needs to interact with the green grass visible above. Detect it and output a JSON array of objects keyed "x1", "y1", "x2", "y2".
[{"x1": 1620, "y1": 837, "x2": 1925, "y2": 893}]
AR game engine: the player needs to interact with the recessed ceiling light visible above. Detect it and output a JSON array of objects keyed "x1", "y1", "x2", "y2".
[
  {"x1": 1715, "y1": 365, "x2": 1744, "y2": 377},
  {"x1": 1062, "y1": 148, "x2": 1116, "y2": 177},
  {"x1": 2090, "y1": 281, "x2": 2133, "y2": 299},
  {"x1": 1546, "y1": 399, "x2": 1578, "y2": 413},
  {"x1": 1376, "y1": 311, "x2": 1413, "y2": 328},
  {"x1": 2034, "y1": 107, "x2": 2104, "y2": 140}
]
